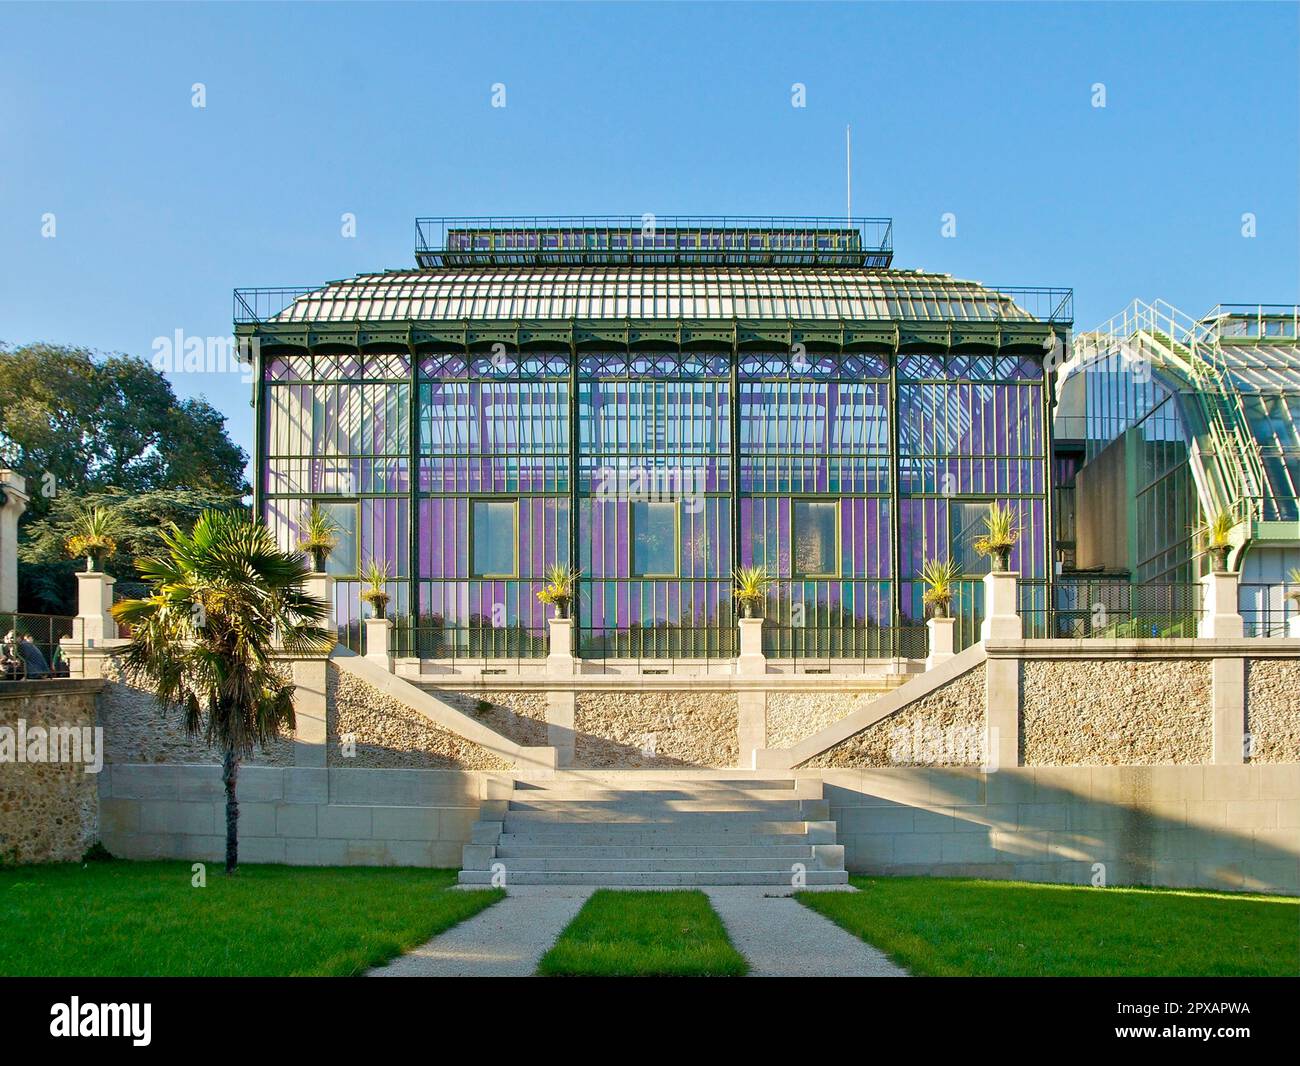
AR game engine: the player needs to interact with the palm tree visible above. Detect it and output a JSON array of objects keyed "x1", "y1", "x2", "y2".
[{"x1": 110, "y1": 511, "x2": 332, "y2": 874}]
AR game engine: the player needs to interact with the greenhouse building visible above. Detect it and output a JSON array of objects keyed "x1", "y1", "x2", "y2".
[
  {"x1": 1052, "y1": 300, "x2": 1300, "y2": 637},
  {"x1": 235, "y1": 217, "x2": 1073, "y2": 666}
]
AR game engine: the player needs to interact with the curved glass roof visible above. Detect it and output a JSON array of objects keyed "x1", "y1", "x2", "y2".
[
  {"x1": 247, "y1": 268, "x2": 1061, "y2": 325},
  {"x1": 1216, "y1": 344, "x2": 1300, "y2": 393}
]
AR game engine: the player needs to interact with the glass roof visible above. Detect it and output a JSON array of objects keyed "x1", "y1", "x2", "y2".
[
  {"x1": 1215, "y1": 343, "x2": 1300, "y2": 393},
  {"x1": 257, "y1": 268, "x2": 1060, "y2": 325}
]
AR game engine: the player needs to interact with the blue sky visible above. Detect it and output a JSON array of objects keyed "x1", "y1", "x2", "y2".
[{"x1": 1, "y1": 1, "x2": 1296, "y2": 474}]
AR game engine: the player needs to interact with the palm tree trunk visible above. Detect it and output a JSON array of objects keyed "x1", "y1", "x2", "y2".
[{"x1": 221, "y1": 745, "x2": 239, "y2": 874}]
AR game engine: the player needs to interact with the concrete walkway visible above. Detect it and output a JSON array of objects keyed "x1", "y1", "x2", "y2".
[
  {"x1": 368, "y1": 888, "x2": 592, "y2": 977},
  {"x1": 370, "y1": 885, "x2": 907, "y2": 977},
  {"x1": 705, "y1": 889, "x2": 908, "y2": 977}
]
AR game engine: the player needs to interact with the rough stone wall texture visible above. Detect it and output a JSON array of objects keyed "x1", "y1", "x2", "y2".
[
  {"x1": 1245, "y1": 659, "x2": 1300, "y2": 763},
  {"x1": 327, "y1": 666, "x2": 511, "y2": 770},
  {"x1": 573, "y1": 690, "x2": 738, "y2": 768},
  {"x1": 1021, "y1": 659, "x2": 1212, "y2": 765},
  {"x1": 802, "y1": 667, "x2": 986, "y2": 769},
  {"x1": 0, "y1": 689, "x2": 99, "y2": 863},
  {"x1": 97, "y1": 655, "x2": 294, "y2": 766},
  {"x1": 766, "y1": 691, "x2": 885, "y2": 750},
  {"x1": 434, "y1": 689, "x2": 549, "y2": 748}
]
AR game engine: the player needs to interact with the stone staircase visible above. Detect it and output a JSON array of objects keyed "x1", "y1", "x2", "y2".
[{"x1": 458, "y1": 772, "x2": 848, "y2": 887}]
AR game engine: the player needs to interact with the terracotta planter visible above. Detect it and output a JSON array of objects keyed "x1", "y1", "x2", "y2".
[
  {"x1": 994, "y1": 548, "x2": 1012, "y2": 572},
  {"x1": 929, "y1": 600, "x2": 950, "y2": 620},
  {"x1": 552, "y1": 599, "x2": 569, "y2": 619},
  {"x1": 366, "y1": 595, "x2": 389, "y2": 619},
  {"x1": 311, "y1": 547, "x2": 329, "y2": 573},
  {"x1": 1209, "y1": 546, "x2": 1230, "y2": 573}
]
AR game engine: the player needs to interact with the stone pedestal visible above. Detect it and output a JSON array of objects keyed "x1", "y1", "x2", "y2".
[
  {"x1": 74, "y1": 570, "x2": 117, "y2": 645},
  {"x1": 546, "y1": 690, "x2": 576, "y2": 767},
  {"x1": 547, "y1": 616, "x2": 575, "y2": 677},
  {"x1": 926, "y1": 615, "x2": 955, "y2": 671},
  {"x1": 0, "y1": 470, "x2": 30, "y2": 613},
  {"x1": 302, "y1": 572, "x2": 336, "y2": 646},
  {"x1": 980, "y1": 571, "x2": 1022, "y2": 641},
  {"x1": 1198, "y1": 571, "x2": 1243, "y2": 639},
  {"x1": 364, "y1": 617, "x2": 393, "y2": 673},
  {"x1": 736, "y1": 617, "x2": 766, "y2": 677},
  {"x1": 292, "y1": 658, "x2": 329, "y2": 767},
  {"x1": 737, "y1": 691, "x2": 767, "y2": 768}
]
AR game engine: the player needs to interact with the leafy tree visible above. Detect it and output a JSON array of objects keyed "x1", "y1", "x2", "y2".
[
  {"x1": 111, "y1": 512, "x2": 331, "y2": 874},
  {"x1": 0, "y1": 342, "x2": 248, "y2": 516},
  {"x1": 1, "y1": 342, "x2": 251, "y2": 612},
  {"x1": 18, "y1": 488, "x2": 248, "y2": 613}
]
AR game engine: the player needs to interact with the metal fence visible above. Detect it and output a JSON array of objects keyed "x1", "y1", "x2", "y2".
[
  {"x1": 0, "y1": 613, "x2": 79, "y2": 680},
  {"x1": 1239, "y1": 582, "x2": 1298, "y2": 638},
  {"x1": 761, "y1": 624, "x2": 928, "y2": 670},
  {"x1": 389, "y1": 620, "x2": 547, "y2": 668},
  {"x1": 1036, "y1": 580, "x2": 1204, "y2": 639},
  {"x1": 578, "y1": 626, "x2": 738, "y2": 676}
]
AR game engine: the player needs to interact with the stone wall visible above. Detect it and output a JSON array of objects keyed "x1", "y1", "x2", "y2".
[
  {"x1": 801, "y1": 667, "x2": 986, "y2": 769},
  {"x1": 434, "y1": 689, "x2": 549, "y2": 749},
  {"x1": 98, "y1": 656, "x2": 294, "y2": 767},
  {"x1": 1021, "y1": 659, "x2": 1212, "y2": 765},
  {"x1": 767, "y1": 691, "x2": 871, "y2": 750},
  {"x1": 573, "y1": 690, "x2": 738, "y2": 768},
  {"x1": 818, "y1": 763, "x2": 1299, "y2": 895},
  {"x1": 327, "y1": 665, "x2": 512, "y2": 770},
  {"x1": 98, "y1": 763, "x2": 489, "y2": 867},
  {"x1": 0, "y1": 681, "x2": 101, "y2": 863},
  {"x1": 1245, "y1": 659, "x2": 1300, "y2": 763}
]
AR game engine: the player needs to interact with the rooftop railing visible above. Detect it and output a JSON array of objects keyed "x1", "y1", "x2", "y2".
[
  {"x1": 989, "y1": 287, "x2": 1074, "y2": 325},
  {"x1": 234, "y1": 287, "x2": 317, "y2": 324},
  {"x1": 414, "y1": 215, "x2": 894, "y2": 268}
]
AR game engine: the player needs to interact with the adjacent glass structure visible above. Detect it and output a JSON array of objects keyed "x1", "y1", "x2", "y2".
[
  {"x1": 239, "y1": 217, "x2": 1072, "y2": 659},
  {"x1": 1053, "y1": 301, "x2": 1300, "y2": 636}
]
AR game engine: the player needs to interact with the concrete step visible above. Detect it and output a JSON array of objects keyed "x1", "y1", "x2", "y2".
[
  {"x1": 470, "y1": 856, "x2": 843, "y2": 873},
  {"x1": 503, "y1": 801, "x2": 830, "y2": 820},
  {"x1": 457, "y1": 869, "x2": 850, "y2": 886},
  {"x1": 508, "y1": 786, "x2": 819, "y2": 802},
  {"x1": 495, "y1": 828, "x2": 834, "y2": 846},
  {"x1": 495, "y1": 843, "x2": 823, "y2": 859},
  {"x1": 513, "y1": 773, "x2": 799, "y2": 788}
]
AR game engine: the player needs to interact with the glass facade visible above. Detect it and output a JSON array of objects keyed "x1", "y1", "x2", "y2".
[
  {"x1": 260, "y1": 345, "x2": 1051, "y2": 657},
  {"x1": 247, "y1": 221, "x2": 1067, "y2": 661}
]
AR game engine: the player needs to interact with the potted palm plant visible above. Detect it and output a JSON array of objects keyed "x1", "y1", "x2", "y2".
[
  {"x1": 973, "y1": 502, "x2": 1019, "y2": 572},
  {"x1": 733, "y1": 565, "x2": 771, "y2": 619},
  {"x1": 536, "y1": 564, "x2": 580, "y2": 619},
  {"x1": 360, "y1": 560, "x2": 391, "y2": 619},
  {"x1": 921, "y1": 558, "x2": 961, "y2": 619},
  {"x1": 297, "y1": 503, "x2": 339, "y2": 573},
  {"x1": 65, "y1": 504, "x2": 120, "y2": 573},
  {"x1": 1201, "y1": 509, "x2": 1235, "y2": 573}
]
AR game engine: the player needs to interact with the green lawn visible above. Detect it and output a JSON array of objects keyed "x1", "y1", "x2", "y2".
[
  {"x1": 0, "y1": 861, "x2": 503, "y2": 976},
  {"x1": 537, "y1": 889, "x2": 748, "y2": 977},
  {"x1": 798, "y1": 876, "x2": 1300, "y2": 977}
]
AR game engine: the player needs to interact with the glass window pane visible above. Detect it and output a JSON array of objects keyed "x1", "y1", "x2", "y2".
[
  {"x1": 472, "y1": 500, "x2": 517, "y2": 576},
  {"x1": 793, "y1": 500, "x2": 838, "y2": 576},
  {"x1": 632, "y1": 501, "x2": 677, "y2": 576},
  {"x1": 320, "y1": 502, "x2": 358, "y2": 576}
]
